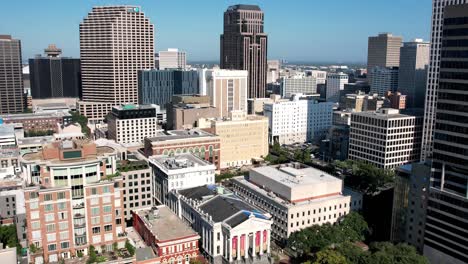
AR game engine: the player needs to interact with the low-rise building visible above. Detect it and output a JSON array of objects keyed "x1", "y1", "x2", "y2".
[
  {"x1": 0, "y1": 112, "x2": 72, "y2": 135},
  {"x1": 349, "y1": 108, "x2": 423, "y2": 170},
  {"x1": 247, "y1": 95, "x2": 280, "y2": 115},
  {"x1": 230, "y1": 163, "x2": 361, "y2": 243},
  {"x1": 107, "y1": 104, "x2": 161, "y2": 144},
  {"x1": 20, "y1": 139, "x2": 126, "y2": 263},
  {"x1": 385, "y1": 91, "x2": 406, "y2": 110},
  {"x1": 198, "y1": 111, "x2": 269, "y2": 169},
  {"x1": 149, "y1": 154, "x2": 215, "y2": 205},
  {"x1": 280, "y1": 76, "x2": 317, "y2": 98},
  {"x1": 144, "y1": 129, "x2": 221, "y2": 170},
  {"x1": 168, "y1": 185, "x2": 272, "y2": 264},
  {"x1": 133, "y1": 205, "x2": 200, "y2": 264}
]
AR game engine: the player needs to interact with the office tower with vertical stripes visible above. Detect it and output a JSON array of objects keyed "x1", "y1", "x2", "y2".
[
  {"x1": 0, "y1": 35, "x2": 24, "y2": 114},
  {"x1": 221, "y1": 4, "x2": 268, "y2": 99},
  {"x1": 423, "y1": 2, "x2": 468, "y2": 264},
  {"x1": 78, "y1": 6, "x2": 155, "y2": 123}
]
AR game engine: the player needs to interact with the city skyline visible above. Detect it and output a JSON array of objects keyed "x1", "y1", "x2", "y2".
[{"x1": 0, "y1": 0, "x2": 431, "y2": 63}]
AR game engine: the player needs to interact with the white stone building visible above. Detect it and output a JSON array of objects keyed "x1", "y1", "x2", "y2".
[
  {"x1": 149, "y1": 153, "x2": 215, "y2": 204},
  {"x1": 264, "y1": 94, "x2": 334, "y2": 144},
  {"x1": 280, "y1": 76, "x2": 317, "y2": 98},
  {"x1": 230, "y1": 163, "x2": 362, "y2": 243},
  {"x1": 168, "y1": 185, "x2": 272, "y2": 264},
  {"x1": 156, "y1": 48, "x2": 187, "y2": 70}
]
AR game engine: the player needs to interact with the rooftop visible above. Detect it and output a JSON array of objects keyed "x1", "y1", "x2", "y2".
[
  {"x1": 178, "y1": 185, "x2": 218, "y2": 201},
  {"x1": 352, "y1": 108, "x2": 419, "y2": 119},
  {"x1": 0, "y1": 112, "x2": 68, "y2": 121},
  {"x1": 136, "y1": 206, "x2": 199, "y2": 242},
  {"x1": 147, "y1": 129, "x2": 217, "y2": 143},
  {"x1": 228, "y1": 4, "x2": 262, "y2": 11},
  {"x1": 0, "y1": 125, "x2": 15, "y2": 137},
  {"x1": 149, "y1": 153, "x2": 213, "y2": 171},
  {"x1": 113, "y1": 104, "x2": 158, "y2": 111}
]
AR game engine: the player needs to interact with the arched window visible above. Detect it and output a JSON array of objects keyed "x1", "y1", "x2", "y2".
[
  {"x1": 163, "y1": 149, "x2": 169, "y2": 156},
  {"x1": 209, "y1": 145, "x2": 214, "y2": 157},
  {"x1": 176, "y1": 148, "x2": 181, "y2": 154},
  {"x1": 185, "y1": 255, "x2": 190, "y2": 263}
]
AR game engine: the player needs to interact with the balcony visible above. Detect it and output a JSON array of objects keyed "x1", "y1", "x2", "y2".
[
  {"x1": 73, "y1": 202, "x2": 85, "y2": 209},
  {"x1": 74, "y1": 222, "x2": 86, "y2": 228},
  {"x1": 74, "y1": 213, "x2": 85, "y2": 219}
]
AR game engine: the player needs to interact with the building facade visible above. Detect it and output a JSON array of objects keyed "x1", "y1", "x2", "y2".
[
  {"x1": 264, "y1": 94, "x2": 334, "y2": 144},
  {"x1": 398, "y1": 40, "x2": 430, "y2": 108},
  {"x1": 367, "y1": 33, "x2": 402, "y2": 83},
  {"x1": 267, "y1": 60, "x2": 280, "y2": 83},
  {"x1": 107, "y1": 104, "x2": 160, "y2": 144},
  {"x1": 20, "y1": 139, "x2": 126, "y2": 263},
  {"x1": 166, "y1": 95, "x2": 219, "y2": 130},
  {"x1": 29, "y1": 45, "x2": 82, "y2": 99},
  {"x1": 280, "y1": 76, "x2": 317, "y2": 98},
  {"x1": 168, "y1": 185, "x2": 272, "y2": 264},
  {"x1": 423, "y1": 4, "x2": 468, "y2": 263},
  {"x1": 149, "y1": 154, "x2": 215, "y2": 205},
  {"x1": 144, "y1": 129, "x2": 221, "y2": 170},
  {"x1": 230, "y1": 163, "x2": 361, "y2": 243},
  {"x1": 0, "y1": 112, "x2": 71, "y2": 134},
  {"x1": 78, "y1": 6, "x2": 155, "y2": 122},
  {"x1": 156, "y1": 48, "x2": 187, "y2": 70},
  {"x1": 348, "y1": 108, "x2": 423, "y2": 170},
  {"x1": 326, "y1": 72, "x2": 348, "y2": 103},
  {"x1": 370, "y1": 67, "x2": 399, "y2": 97},
  {"x1": 138, "y1": 69, "x2": 200, "y2": 109},
  {"x1": 0, "y1": 35, "x2": 24, "y2": 114},
  {"x1": 133, "y1": 206, "x2": 200, "y2": 264},
  {"x1": 205, "y1": 69, "x2": 248, "y2": 118},
  {"x1": 221, "y1": 5, "x2": 268, "y2": 98},
  {"x1": 198, "y1": 111, "x2": 269, "y2": 169}
]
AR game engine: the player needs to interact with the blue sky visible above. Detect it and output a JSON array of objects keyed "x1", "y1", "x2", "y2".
[{"x1": 0, "y1": 0, "x2": 431, "y2": 63}]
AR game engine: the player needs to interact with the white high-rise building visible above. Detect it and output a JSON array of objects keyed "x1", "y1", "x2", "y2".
[
  {"x1": 348, "y1": 108, "x2": 423, "y2": 170},
  {"x1": 78, "y1": 6, "x2": 155, "y2": 123},
  {"x1": 280, "y1": 76, "x2": 317, "y2": 98},
  {"x1": 326, "y1": 73, "x2": 348, "y2": 102},
  {"x1": 156, "y1": 48, "x2": 187, "y2": 70},
  {"x1": 371, "y1": 67, "x2": 399, "y2": 97},
  {"x1": 264, "y1": 94, "x2": 334, "y2": 144}
]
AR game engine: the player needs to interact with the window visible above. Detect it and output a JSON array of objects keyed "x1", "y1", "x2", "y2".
[
  {"x1": 45, "y1": 213, "x2": 55, "y2": 222},
  {"x1": 103, "y1": 186, "x2": 110, "y2": 193},
  {"x1": 47, "y1": 244, "x2": 57, "y2": 251},
  {"x1": 91, "y1": 188, "x2": 97, "y2": 195},
  {"x1": 31, "y1": 221, "x2": 40, "y2": 229},
  {"x1": 44, "y1": 194, "x2": 53, "y2": 201},
  {"x1": 103, "y1": 215, "x2": 112, "y2": 223},
  {"x1": 30, "y1": 201, "x2": 38, "y2": 209},
  {"x1": 92, "y1": 227, "x2": 100, "y2": 234},
  {"x1": 104, "y1": 225, "x2": 112, "y2": 232},
  {"x1": 103, "y1": 205, "x2": 112, "y2": 213},
  {"x1": 91, "y1": 207, "x2": 100, "y2": 216},
  {"x1": 91, "y1": 217, "x2": 100, "y2": 225},
  {"x1": 57, "y1": 192, "x2": 66, "y2": 200},
  {"x1": 57, "y1": 212, "x2": 67, "y2": 220},
  {"x1": 61, "y1": 242, "x2": 69, "y2": 249},
  {"x1": 57, "y1": 202, "x2": 66, "y2": 210},
  {"x1": 59, "y1": 231, "x2": 68, "y2": 240},
  {"x1": 46, "y1": 224, "x2": 55, "y2": 232},
  {"x1": 59, "y1": 222, "x2": 68, "y2": 230},
  {"x1": 47, "y1": 233, "x2": 56, "y2": 242},
  {"x1": 44, "y1": 204, "x2": 54, "y2": 212}
]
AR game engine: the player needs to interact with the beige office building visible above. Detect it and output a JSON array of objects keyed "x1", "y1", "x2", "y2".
[
  {"x1": 78, "y1": 6, "x2": 155, "y2": 123},
  {"x1": 367, "y1": 33, "x2": 402, "y2": 83},
  {"x1": 205, "y1": 69, "x2": 248, "y2": 118},
  {"x1": 199, "y1": 111, "x2": 268, "y2": 169},
  {"x1": 230, "y1": 163, "x2": 362, "y2": 242}
]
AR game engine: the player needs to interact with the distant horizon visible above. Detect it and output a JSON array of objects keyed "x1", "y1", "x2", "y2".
[{"x1": 2, "y1": 0, "x2": 431, "y2": 62}]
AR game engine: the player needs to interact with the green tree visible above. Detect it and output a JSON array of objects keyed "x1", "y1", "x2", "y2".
[
  {"x1": 87, "y1": 245, "x2": 97, "y2": 264},
  {"x1": 29, "y1": 243, "x2": 38, "y2": 254},
  {"x1": 125, "y1": 240, "x2": 135, "y2": 256},
  {"x1": 70, "y1": 111, "x2": 91, "y2": 137},
  {"x1": 339, "y1": 212, "x2": 369, "y2": 242},
  {"x1": 313, "y1": 249, "x2": 348, "y2": 264},
  {"x1": 335, "y1": 242, "x2": 367, "y2": 264}
]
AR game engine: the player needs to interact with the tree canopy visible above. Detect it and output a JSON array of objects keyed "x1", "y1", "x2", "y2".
[
  {"x1": 288, "y1": 212, "x2": 369, "y2": 255},
  {"x1": 332, "y1": 160, "x2": 394, "y2": 194}
]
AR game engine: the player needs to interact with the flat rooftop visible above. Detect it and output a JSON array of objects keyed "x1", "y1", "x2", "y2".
[
  {"x1": 251, "y1": 164, "x2": 340, "y2": 188},
  {"x1": 136, "y1": 206, "x2": 198, "y2": 242},
  {"x1": 17, "y1": 136, "x2": 54, "y2": 146},
  {"x1": 0, "y1": 112, "x2": 68, "y2": 120},
  {"x1": 352, "y1": 108, "x2": 422, "y2": 119},
  {"x1": 149, "y1": 153, "x2": 213, "y2": 171},
  {"x1": 0, "y1": 125, "x2": 15, "y2": 137},
  {"x1": 147, "y1": 129, "x2": 216, "y2": 143}
]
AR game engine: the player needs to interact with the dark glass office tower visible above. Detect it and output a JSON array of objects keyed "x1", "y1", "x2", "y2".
[
  {"x1": 424, "y1": 3, "x2": 468, "y2": 264},
  {"x1": 29, "y1": 45, "x2": 81, "y2": 99},
  {"x1": 220, "y1": 4, "x2": 268, "y2": 98},
  {"x1": 138, "y1": 69, "x2": 199, "y2": 108},
  {"x1": 0, "y1": 35, "x2": 24, "y2": 114}
]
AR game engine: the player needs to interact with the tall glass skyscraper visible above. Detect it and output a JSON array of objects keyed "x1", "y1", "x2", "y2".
[{"x1": 0, "y1": 35, "x2": 24, "y2": 114}]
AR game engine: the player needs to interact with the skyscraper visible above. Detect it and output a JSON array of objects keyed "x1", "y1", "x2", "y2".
[
  {"x1": 423, "y1": 3, "x2": 468, "y2": 264},
  {"x1": 367, "y1": 33, "x2": 402, "y2": 83},
  {"x1": 421, "y1": 0, "x2": 468, "y2": 161},
  {"x1": 29, "y1": 45, "x2": 82, "y2": 99},
  {"x1": 0, "y1": 35, "x2": 24, "y2": 114},
  {"x1": 221, "y1": 4, "x2": 268, "y2": 98},
  {"x1": 78, "y1": 6, "x2": 155, "y2": 123},
  {"x1": 398, "y1": 39, "x2": 430, "y2": 108},
  {"x1": 326, "y1": 72, "x2": 348, "y2": 103},
  {"x1": 370, "y1": 67, "x2": 399, "y2": 97}
]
